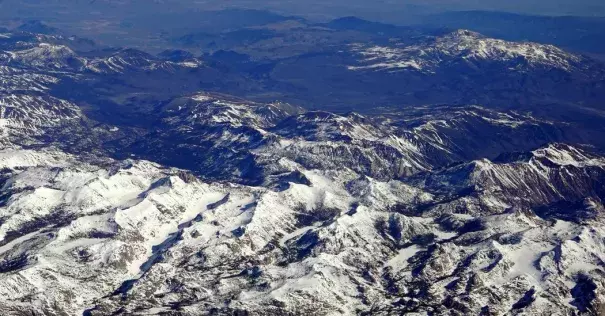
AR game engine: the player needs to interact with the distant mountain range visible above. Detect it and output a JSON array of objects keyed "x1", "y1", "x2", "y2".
[{"x1": 417, "y1": 11, "x2": 605, "y2": 55}]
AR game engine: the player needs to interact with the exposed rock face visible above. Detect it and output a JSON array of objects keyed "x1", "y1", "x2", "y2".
[{"x1": 1, "y1": 143, "x2": 604, "y2": 315}]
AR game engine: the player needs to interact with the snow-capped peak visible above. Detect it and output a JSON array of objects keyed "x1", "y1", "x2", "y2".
[
  {"x1": 348, "y1": 29, "x2": 585, "y2": 73},
  {"x1": 8, "y1": 43, "x2": 83, "y2": 70}
]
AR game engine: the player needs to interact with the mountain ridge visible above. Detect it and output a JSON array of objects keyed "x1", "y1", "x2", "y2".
[{"x1": 0, "y1": 24, "x2": 605, "y2": 315}]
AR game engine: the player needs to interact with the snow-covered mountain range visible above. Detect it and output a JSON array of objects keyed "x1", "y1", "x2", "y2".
[
  {"x1": 348, "y1": 30, "x2": 591, "y2": 73},
  {"x1": 1, "y1": 25, "x2": 605, "y2": 316}
]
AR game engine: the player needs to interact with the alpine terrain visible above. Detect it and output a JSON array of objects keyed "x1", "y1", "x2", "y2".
[{"x1": 1, "y1": 13, "x2": 605, "y2": 316}]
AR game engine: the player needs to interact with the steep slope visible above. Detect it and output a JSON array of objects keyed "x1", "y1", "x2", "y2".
[
  {"x1": 125, "y1": 93, "x2": 302, "y2": 184},
  {"x1": 1, "y1": 144, "x2": 604, "y2": 315},
  {"x1": 253, "y1": 106, "x2": 573, "y2": 184},
  {"x1": 7, "y1": 43, "x2": 85, "y2": 70},
  {"x1": 128, "y1": 100, "x2": 573, "y2": 185},
  {"x1": 0, "y1": 95, "x2": 84, "y2": 147},
  {"x1": 408, "y1": 144, "x2": 605, "y2": 219}
]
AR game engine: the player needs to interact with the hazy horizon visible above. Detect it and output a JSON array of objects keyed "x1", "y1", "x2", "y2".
[{"x1": 1, "y1": 0, "x2": 605, "y2": 23}]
